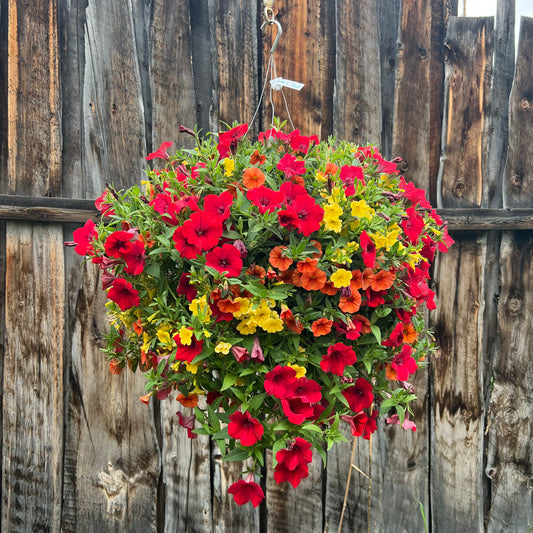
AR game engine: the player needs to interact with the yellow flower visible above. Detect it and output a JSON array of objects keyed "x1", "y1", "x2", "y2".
[
  {"x1": 250, "y1": 300, "x2": 271, "y2": 326},
  {"x1": 156, "y1": 328, "x2": 172, "y2": 345},
  {"x1": 324, "y1": 203, "x2": 343, "y2": 218},
  {"x1": 261, "y1": 316, "x2": 284, "y2": 333},
  {"x1": 232, "y1": 297, "x2": 251, "y2": 318},
  {"x1": 237, "y1": 317, "x2": 257, "y2": 335},
  {"x1": 315, "y1": 171, "x2": 327, "y2": 182},
  {"x1": 351, "y1": 200, "x2": 375, "y2": 220},
  {"x1": 324, "y1": 217, "x2": 342, "y2": 233},
  {"x1": 178, "y1": 326, "x2": 193, "y2": 346},
  {"x1": 202, "y1": 329, "x2": 212, "y2": 338},
  {"x1": 215, "y1": 342, "x2": 232, "y2": 354},
  {"x1": 330, "y1": 268, "x2": 353, "y2": 288},
  {"x1": 186, "y1": 362, "x2": 199, "y2": 374},
  {"x1": 142, "y1": 332, "x2": 151, "y2": 352},
  {"x1": 223, "y1": 158, "x2": 235, "y2": 176},
  {"x1": 189, "y1": 295, "x2": 212, "y2": 323},
  {"x1": 289, "y1": 364, "x2": 306, "y2": 378},
  {"x1": 407, "y1": 251, "x2": 422, "y2": 269}
]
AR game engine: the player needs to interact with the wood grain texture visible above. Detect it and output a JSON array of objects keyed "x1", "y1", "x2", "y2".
[
  {"x1": 431, "y1": 235, "x2": 487, "y2": 532},
  {"x1": 0, "y1": 0, "x2": 7, "y2": 192},
  {"x1": 504, "y1": 17, "x2": 533, "y2": 208},
  {"x1": 392, "y1": 0, "x2": 434, "y2": 192},
  {"x1": 266, "y1": 449, "x2": 323, "y2": 533},
  {"x1": 438, "y1": 17, "x2": 494, "y2": 208},
  {"x1": 261, "y1": 0, "x2": 335, "y2": 138},
  {"x1": 486, "y1": 232, "x2": 533, "y2": 533},
  {"x1": 2, "y1": 223, "x2": 65, "y2": 532},
  {"x1": 214, "y1": 0, "x2": 258, "y2": 131},
  {"x1": 378, "y1": 0, "x2": 401, "y2": 158},
  {"x1": 333, "y1": 0, "x2": 381, "y2": 145}
]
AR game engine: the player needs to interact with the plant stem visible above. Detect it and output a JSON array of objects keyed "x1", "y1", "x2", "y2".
[{"x1": 337, "y1": 436, "x2": 358, "y2": 533}]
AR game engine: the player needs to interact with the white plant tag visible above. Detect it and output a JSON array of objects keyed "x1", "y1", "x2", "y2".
[{"x1": 270, "y1": 77, "x2": 305, "y2": 91}]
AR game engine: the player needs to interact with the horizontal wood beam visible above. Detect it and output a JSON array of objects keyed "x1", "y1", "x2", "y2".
[{"x1": 1, "y1": 195, "x2": 533, "y2": 230}]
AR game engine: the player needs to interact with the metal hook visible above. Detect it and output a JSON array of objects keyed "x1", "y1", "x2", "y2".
[{"x1": 261, "y1": 18, "x2": 282, "y2": 55}]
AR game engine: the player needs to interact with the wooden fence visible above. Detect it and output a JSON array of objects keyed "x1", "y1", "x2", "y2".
[{"x1": 0, "y1": 0, "x2": 532, "y2": 531}]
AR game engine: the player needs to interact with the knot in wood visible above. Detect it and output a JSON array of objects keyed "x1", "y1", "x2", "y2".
[
  {"x1": 507, "y1": 296, "x2": 523, "y2": 316},
  {"x1": 520, "y1": 97, "x2": 531, "y2": 111},
  {"x1": 418, "y1": 47, "x2": 427, "y2": 59},
  {"x1": 510, "y1": 174, "x2": 522, "y2": 188},
  {"x1": 454, "y1": 180, "x2": 466, "y2": 197}
]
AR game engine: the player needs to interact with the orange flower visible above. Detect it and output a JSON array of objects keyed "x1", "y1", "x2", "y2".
[
  {"x1": 361, "y1": 268, "x2": 375, "y2": 290},
  {"x1": 269, "y1": 246, "x2": 293, "y2": 271},
  {"x1": 385, "y1": 364, "x2": 397, "y2": 381},
  {"x1": 140, "y1": 394, "x2": 152, "y2": 405},
  {"x1": 353, "y1": 313, "x2": 371, "y2": 334},
  {"x1": 133, "y1": 318, "x2": 143, "y2": 336},
  {"x1": 324, "y1": 162, "x2": 339, "y2": 176},
  {"x1": 177, "y1": 393, "x2": 199, "y2": 408},
  {"x1": 402, "y1": 323, "x2": 418, "y2": 344},
  {"x1": 291, "y1": 270, "x2": 303, "y2": 287},
  {"x1": 297, "y1": 258, "x2": 319, "y2": 273},
  {"x1": 371, "y1": 269, "x2": 396, "y2": 291},
  {"x1": 300, "y1": 268, "x2": 327, "y2": 291},
  {"x1": 339, "y1": 290, "x2": 362, "y2": 313},
  {"x1": 250, "y1": 149, "x2": 266, "y2": 165},
  {"x1": 277, "y1": 269, "x2": 295, "y2": 284},
  {"x1": 140, "y1": 231, "x2": 156, "y2": 248},
  {"x1": 311, "y1": 318, "x2": 333, "y2": 337},
  {"x1": 350, "y1": 270, "x2": 363, "y2": 291},
  {"x1": 246, "y1": 264, "x2": 267, "y2": 279},
  {"x1": 310, "y1": 240, "x2": 323, "y2": 258},
  {"x1": 217, "y1": 298, "x2": 241, "y2": 314},
  {"x1": 243, "y1": 167, "x2": 266, "y2": 189},
  {"x1": 320, "y1": 281, "x2": 338, "y2": 296},
  {"x1": 109, "y1": 359, "x2": 123, "y2": 375},
  {"x1": 280, "y1": 307, "x2": 304, "y2": 334}
]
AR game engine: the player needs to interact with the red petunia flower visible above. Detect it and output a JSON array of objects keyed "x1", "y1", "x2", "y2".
[
  {"x1": 173, "y1": 330, "x2": 204, "y2": 363},
  {"x1": 320, "y1": 342, "x2": 357, "y2": 376},
  {"x1": 277, "y1": 153, "x2": 307, "y2": 180},
  {"x1": 180, "y1": 211, "x2": 223, "y2": 252},
  {"x1": 203, "y1": 191, "x2": 234, "y2": 220},
  {"x1": 391, "y1": 344, "x2": 418, "y2": 381},
  {"x1": 342, "y1": 377, "x2": 374, "y2": 413},
  {"x1": 107, "y1": 278, "x2": 140, "y2": 311},
  {"x1": 276, "y1": 437, "x2": 312, "y2": 470},
  {"x1": 402, "y1": 207, "x2": 425, "y2": 243},
  {"x1": 363, "y1": 411, "x2": 379, "y2": 439},
  {"x1": 172, "y1": 226, "x2": 202, "y2": 259},
  {"x1": 95, "y1": 190, "x2": 115, "y2": 215},
  {"x1": 205, "y1": 243, "x2": 243, "y2": 278},
  {"x1": 289, "y1": 131, "x2": 319, "y2": 154},
  {"x1": 176, "y1": 273, "x2": 197, "y2": 302},
  {"x1": 146, "y1": 141, "x2": 172, "y2": 161},
  {"x1": 277, "y1": 209, "x2": 300, "y2": 230},
  {"x1": 340, "y1": 412, "x2": 368, "y2": 437},
  {"x1": 247, "y1": 186, "x2": 285, "y2": 214},
  {"x1": 279, "y1": 181, "x2": 308, "y2": 207},
  {"x1": 281, "y1": 397, "x2": 315, "y2": 425},
  {"x1": 122, "y1": 239, "x2": 146, "y2": 275},
  {"x1": 286, "y1": 377, "x2": 322, "y2": 404},
  {"x1": 228, "y1": 411, "x2": 264, "y2": 446},
  {"x1": 290, "y1": 194, "x2": 324, "y2": 236},
  {"x1": 360, "y1": 231, "x2": 376, "y2": 269},
  {"x1": 228, "y1": 476, "x2": 264, "y2": 507},
  {"x1": 105, "y1": 230, "x2": 135, "y2": 258},
  {"x1": 340, "y1": 165, "x2": 365, "y2": 195},
  {"x1": 264, "y1": 365, "x2": 297, "y2": 398},
  {"x1": 72, "y1": 219, "x2": 98, "y2": 256},
  {"x1": 273, "y1": 462, "x2": 309, "y2": 488},
  {"x1": 217, "y1": 124, "x2": 249, "y2": 158},
  {"x1": 382, "y1": 322, "x2": 405, "y2": 347}
]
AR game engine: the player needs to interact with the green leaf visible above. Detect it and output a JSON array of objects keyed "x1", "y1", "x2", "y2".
[
  {"x1": 272, "y1": 439, "x2": 287, "y2": 468},
  {"x1": 317, "y1": 445, "x2": 327, "y2": 467},
  {"x1": 212, "y1": 427, "x2": 229, "y2": 440},
  {"x1": 273, "y1": 419, "x2": 293, "y2": 432},
  {"x1": 301, "y1": 423, "x2": 323, "y2": 434},
  {"x1": 221, "y1": 374, "x2": 237, "y2": 391},
  {"x1": 192, "y1": 427, "x2": 211, "y2": 436},
  {"x1": 222, "y1": 447, "x2": 251, "y2": 462},
  {"x1": 370, "y1": 324, "x2": 382, "y2": 344}
]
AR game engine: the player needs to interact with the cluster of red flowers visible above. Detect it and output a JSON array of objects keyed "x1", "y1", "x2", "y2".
[{"x1": 67, "y1": 122, "x2": 453, "y2": 509}]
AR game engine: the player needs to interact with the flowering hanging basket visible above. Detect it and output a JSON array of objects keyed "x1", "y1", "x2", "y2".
[{"x1": 71, "y1": 122, "x2": 453, "y2": 507}]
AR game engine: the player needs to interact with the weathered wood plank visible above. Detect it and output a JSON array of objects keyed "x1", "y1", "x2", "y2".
[
  {"x1": 438, "y1": 16, "x2": 494, "y2": 208},
  {"x1": 431, "y1": 235, "x2": 486, "y2": 532},
  {"x1": 393, "y1": 0, "x2": 443, "y2": 196},
  {"x1": 503, "y1": 17, "x2": 533, "y2": 208},
  {"x1": 439, "y1": 208, "x2": 533, "y2": 230},
  {"x1": 266, "y1": 450, "x2": 323, "y2": 533},
  {"x1": 150, "y1": 0, "x2": 197, "y2": 148},
  {"x1": 333, "y1": 0, "x2": 381, "y2": 145},
  {"x1": 0, "y1": 0, "x2": 7, "y2": 192},
  {"x1": 2, "y1": 223, "x2": 65, "y2": 532},
  {"x1": 214, "y1": 0, "x2": 258, "y2": 132},
  {"x1": 378, "y1": 0, "x2": 401, "y2": 158},
  {"x1": 261, "y1": 0, "x2": 335, "y2": 138},
  {"x1": 485, "y1": 232, "x2": 533, "y2": 533}
]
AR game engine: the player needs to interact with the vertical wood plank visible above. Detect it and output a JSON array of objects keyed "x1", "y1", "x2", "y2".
[
  {"x1": 261, "y1": 0, "x2": 335, "y2": 138},
  {"x1": 61, "y1": 1, "x2": 161, "y2": 530},
  {"x1": 213, "y1": 0, "x2": 258, "y2": 132},
  {"x1": 485, "y1": 232, "x2": 533, "y2": 533},
  {"x1": 503, "y1": 17, "x2": 533, "y2": 208},
  {"x1": 3, "y1": 223, "x2": 65, "y2": 532},
  {"x1": 333, "y1": 0, "x2": 381, "y2": 145},
  {"x1": 378, "y1": 0, "x2": 401, "y2": 158},
  {"x1": 431, "y1": 236, "x2": 487, "y2": 532},
  {"x1": 266, "y1": 450, "x2": 323, "y2": 533},
  {"x1": 392, "y1": 0, "x2": 445, "y2": 198},
  {"x1": 0, "y1": 0, "x2": 7, "y2": 190},
  {"x1": 437, "y1": 17, "x2": 494, "y2": 208},
  {"x1": 151, "y1": 0, "x2": 197, "y2": 148}
]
